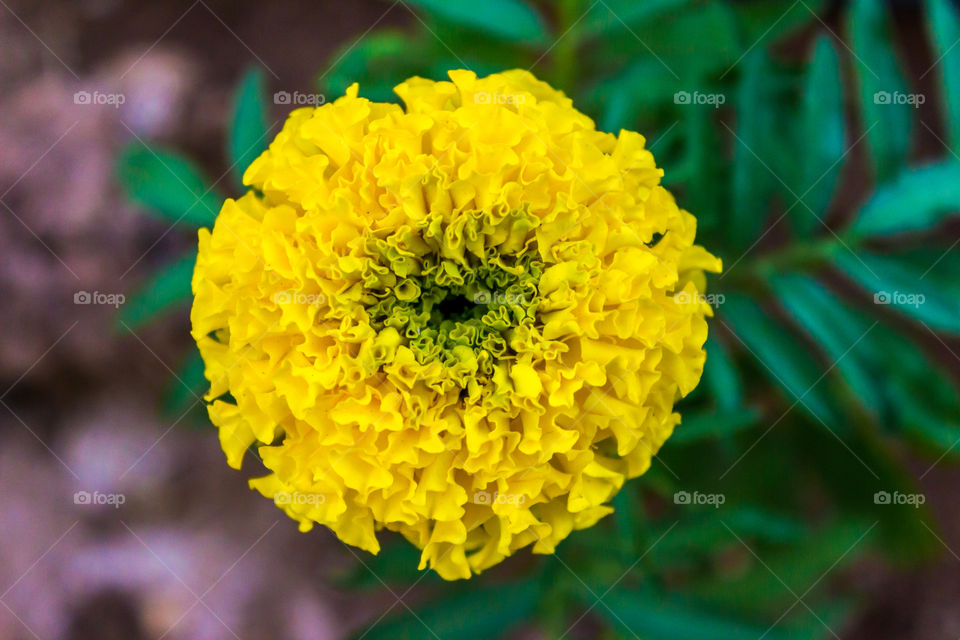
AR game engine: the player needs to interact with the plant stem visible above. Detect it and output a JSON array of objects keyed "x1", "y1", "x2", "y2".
[
  {"x1": 731, "y1": 234, "x2": 854, "y2": 283},
  {"x1": 552, "y1": 0, "x2": 582, "y2": 93}
]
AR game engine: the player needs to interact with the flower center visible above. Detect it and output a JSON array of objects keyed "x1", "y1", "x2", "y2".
[{"x1": 363, "y1": 252, "x2": 543, "y2": 387}]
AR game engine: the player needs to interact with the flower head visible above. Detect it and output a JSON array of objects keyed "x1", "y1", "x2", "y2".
[{"x1": 191, "y1": 69, "x2": 721, "y2": 579}]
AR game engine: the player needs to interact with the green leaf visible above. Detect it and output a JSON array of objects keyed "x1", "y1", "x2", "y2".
[
  {"x1": 721, "y1": 295, "x2": 838, "y2": 427},
  {"x1": 833, "y1": 251, "x2": 960, "y2": 333},
  {"x1": 790, "y1": 396, "x2": 939, "y2": 560},
  {"x1": 577, "y1": 0, "x2": 690, "y2": 40},
  {"x1": 356, "y1": 581, "x2": 538, "y2": 640},
  {"x1": 785, "y1": 600, "x2": 858, "y2": 640},
  {"x1": 229, "y1": 68, "x2": 269, "y2": 190},
  {"x1": 887, "y1": 243, "x2": 960, "y2": 279},
  {"x1": 847, "y1": 161, "x2": 960, "y2": 237},
  {"x1": 682, "y1": 102, "x2": 725, "y2": 233},
  {"x1": 927, "y1": 0, "x2": 960, "y2": 155},
  {"x1": 321, "y1": 30, "x2": 427, "y2": 103},
  {"x1": 117, "y1": 144, "x2": 221, "y2": 227},
  {"x1": 895, "y1": 381, "x2": 960, "y2": 456},
  {"x1": 611, "y1": 487, "x2": 643, "y2": 560},
  {"x1": 731, "y1": 51, "x2": 777, "y2": 247},
  {"x1": 588, "y1": 59, "x2": 682, "y2": 132},
  {"x1": 672, "y1": 408, "x2": 760, "y2": 444},
  {"x1": 598, "y1": 589, "x2": 789, "y2": 640},
  {"x1": 162, "y1": 345, "x2": 209, "y2": 420},
  {"x1": 336, "y1": 532, "x2": 439, "y2": 589},
  {"x1": 849, "y1": 0, "x2": 912, "y2": 182},
  {"x1": 426, "y1": 55, "x2": 507, "y2": 85},
  {"x1": 404, "y1": 0, "x2": 548, "y2": 44},
  {"x1": 797, "y1": 35, "x2": 846, "y2": 235},
  {"x1": 596, "y1": 1, "x2": 739, "y2": 81},
  {"x1": 691, "y1": 520, "x2": 875, "y2": 616},
  {"x1": 649, "y1": 508, "x2": 805, "y2": 569},
  {"x1": 599, "y1": 89, "x2": 633, "y2": 133},
  {"x1": 703, "y1": 335, "x2": 743, "y2": 411},
  {"x1": 724, "y1": 508, "x2": 807, "y2": 545},
  {"x1": 734, "y1": 0, "x2": 827, "y2": 48},
  {"x1": 771, "y1": 274, "x2": 883, "y2": 416},
  {"x1": 116, "y1": 250, "x2": 196, "y2": 331},
  {"x1": 865, "y1": 326, "x2": 960, "y2": 459}
]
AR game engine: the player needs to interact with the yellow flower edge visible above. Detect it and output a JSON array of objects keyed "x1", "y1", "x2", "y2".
[{"x1": 191, "y1": 69, "x2": 721, "y2": 580}]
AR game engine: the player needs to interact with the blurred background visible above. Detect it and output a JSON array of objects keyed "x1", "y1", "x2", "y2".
[{"x1": 2, "y1": 0, "x2": 960, "y2": 638}]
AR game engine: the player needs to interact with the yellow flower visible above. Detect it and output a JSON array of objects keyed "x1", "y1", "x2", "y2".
[{"x1": 191, "y1": 69, "x2": 721, "y2": 580}]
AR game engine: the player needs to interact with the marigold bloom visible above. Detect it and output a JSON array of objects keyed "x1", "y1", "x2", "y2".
[{"x1": 191, "y1": 69, "x2": 721, "y2": 579}]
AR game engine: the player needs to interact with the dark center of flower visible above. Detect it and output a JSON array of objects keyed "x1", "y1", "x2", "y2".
[{"x1": 363, "y1": 251, "x2": 543, "y2": 387}]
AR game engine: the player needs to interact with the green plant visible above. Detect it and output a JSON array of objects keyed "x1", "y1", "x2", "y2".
[
  {"x1": 116, "y1": 68, "x2": 270, "y2": 422},
  {"x1": 117, "y1": 0, "x2": 960, "y2": 637}
]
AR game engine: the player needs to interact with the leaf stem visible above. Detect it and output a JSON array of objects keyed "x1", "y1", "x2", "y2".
[
  {"x1": 552, "y1": 0, "x2": 582, "y2": 93},
  {"x1": 732, "y1": 234, "x2": 854, "y2": 282}
]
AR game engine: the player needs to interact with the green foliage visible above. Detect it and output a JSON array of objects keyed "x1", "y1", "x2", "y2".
[
  {"x1": 669, "y1": 408, "x2": 760, "y2": 444},
  {"x1": 116, "y1": 1, "x2": 960, "y2": 637},
  {"x1": 116, "y1": 145, "x2": 222, "y2": 227},
  {"x1": 322, "y1": 30, "x2": 430, "y2": 102},
  {"x1": 772, "y1": 274, "x2": 883, "y2": 416},
  {"x1": 598, "y1": 590, "x2": 791, "y2": 640},
  {"x1": 731, "y1": 51, "x2": 779, "y2": 247},
  {"x1": 689, "y1": 519, "x2": 875, "y2": 615},
  {"x1": 358, "y1": 580, "x2": 540, "y2": 640},
  {"x1": 847, "y1": 161, "x2": 960, "y2": 237},
  {"x1": 228, "y1": 68, "x2": 269, "y2": 189},
  {"x1": 927, "y1": 0, "x2": 960, "y2": 154},
  {"x1": 798, "y1": 35, "x2": 845, "y2": 236},
  {"x1": 116, "y1": 249, "x2": 196, "y2": 331},
  {"x1": 576, "y1": 0, "x2": 690, "y2": 42},
  {"x1": 834, "y1": 251, "x2": 960, "y2": 333},
  {"x1": 849, "y1": 0, "x2": 912, "y2": 182},
  {"x1": 405, "y1": 0, "x2": 548, "y2": 44},
  {"x1": 702, "y1": 335, "x2": 744, "y2": 412},
  {"x1": 115, "y1": 68, "x2": 271, "y2": 425},
  {"x1": 723, "y1": 294, "x2": 837, "y2": 426},
  {"x1": 162, "y1": 344, "x2": 209, "y2": 423}
]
